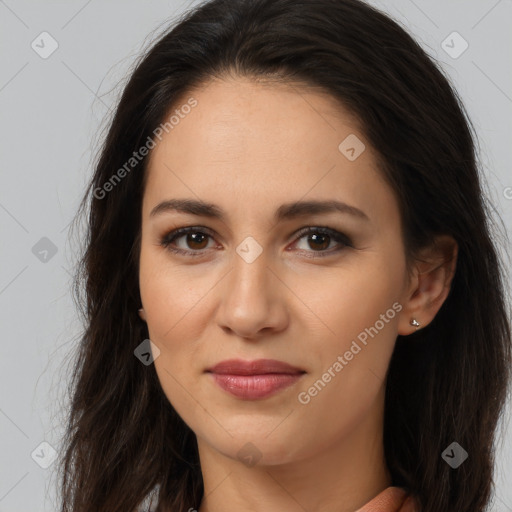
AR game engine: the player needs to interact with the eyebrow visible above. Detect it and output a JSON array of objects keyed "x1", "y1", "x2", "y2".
[{"x1": 149, "y1": 198, "x2": 370, "y2": 222}]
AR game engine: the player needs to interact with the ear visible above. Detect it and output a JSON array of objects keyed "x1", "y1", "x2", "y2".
[
  {"x1": 138, "y1": 308, "x2": 147, "y2": 322},
  {"x1": 397, "y1": 234, "x2": 458, "y2": 335}
]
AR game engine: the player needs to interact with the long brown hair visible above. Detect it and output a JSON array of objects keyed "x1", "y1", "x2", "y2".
[{"x1": 57, "y1": 0, "x2": 512, "y2": 511}]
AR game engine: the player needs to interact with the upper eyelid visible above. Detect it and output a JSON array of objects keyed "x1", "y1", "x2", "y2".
[
  {"x1": 163, "y1": 225, "x2": 346, "y2": 239},
  {"x1": 162, "y1": 225, "x2": 352, "y2": 250}
]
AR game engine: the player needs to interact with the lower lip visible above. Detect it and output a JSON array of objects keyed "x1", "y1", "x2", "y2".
[{"x1": 209, "y1": 373, "x2": 304, "y2": 400}]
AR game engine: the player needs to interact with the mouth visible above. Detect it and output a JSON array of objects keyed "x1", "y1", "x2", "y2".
[{"x1": 206, "y1": 358, "x2": 306, "y2": 400}]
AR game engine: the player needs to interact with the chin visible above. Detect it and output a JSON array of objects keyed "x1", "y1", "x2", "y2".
[{"x1": 201, "y1": 428, "x2": 308, "y2": 467}]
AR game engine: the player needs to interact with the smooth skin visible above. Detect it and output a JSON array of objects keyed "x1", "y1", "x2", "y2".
[{"x1": 138, "y1": 76, "x2": 457, "y2": 512}]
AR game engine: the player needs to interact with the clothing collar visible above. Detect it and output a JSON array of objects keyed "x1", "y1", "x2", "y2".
[{"x1": 355, "y1": 486, "x2": 418, "y2": 512}]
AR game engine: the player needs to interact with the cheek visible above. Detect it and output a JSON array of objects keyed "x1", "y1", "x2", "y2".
[
  {"x1": 139, "y1": 245, "x2": 214, "y2": 340},
  {"x1": 299, "y1": 251, "x2": 405, "y2": 399},
  {"x1": 289, "y1": 276, "x2": 401, "y2": 458},
  {"x1": 138, "y1": 250, "x2": 209, "y2": 399},
  {"x1": 140, "y1": 265, "x2": 211, "y2": 424},
  {"x1": 141, "y1": 278, "x2": 211, "y2": 388},
  {"x1": 307, "y1": 254, "x2": 404, "y2": 344}
]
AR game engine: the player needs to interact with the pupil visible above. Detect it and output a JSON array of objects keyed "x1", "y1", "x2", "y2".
[
  {"x1": 188, "y1": 233, "x2": 207, "y2": 249},
  {"x1": 309, "y1": 233, "x2": 329, "y2": 250}
]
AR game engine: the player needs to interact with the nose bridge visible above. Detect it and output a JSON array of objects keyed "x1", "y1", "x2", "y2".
[
  {"x1": 215, "y1": 233, "x2": 287, "y2": 337},
  {"x1": 229, "y1": 235, "x2": 271, "y2": 301}
]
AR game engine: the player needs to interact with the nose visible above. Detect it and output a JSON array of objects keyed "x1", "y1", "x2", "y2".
[{"x1": 214, "y1": 248, "x2": 289, "y2": 340}]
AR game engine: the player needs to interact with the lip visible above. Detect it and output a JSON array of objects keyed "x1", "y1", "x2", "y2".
[
  {"x1": 207, "y1": 358, "x2": 304, "y2": 375},
  {"x1": 206, "y1": 359, "x2": 306, "y2": 400}
]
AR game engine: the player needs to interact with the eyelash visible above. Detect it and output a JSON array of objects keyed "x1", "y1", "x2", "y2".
[{"x1": 159, "y1": 225, "x2": 353, "y2": 259}]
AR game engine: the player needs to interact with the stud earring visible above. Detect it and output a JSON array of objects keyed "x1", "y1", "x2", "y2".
[{"x1": 410, "y1": 318, "x2": 420, "y2": 329}]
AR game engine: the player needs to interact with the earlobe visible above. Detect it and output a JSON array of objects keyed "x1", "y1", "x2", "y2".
[
  {"x1": 138, "y1": 308, "x2": 146, "y2": 321},
  {"x1": 398, "y1": 235, "x2": 458, "y2": 335}
]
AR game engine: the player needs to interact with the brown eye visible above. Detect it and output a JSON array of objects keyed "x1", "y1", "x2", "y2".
[
  {"x1": 160, "y1": 227, "x2": 215, "y2": 256},
  {"x1": 183, "y1": 232, "x2": 209, "y2": 250},
  {"x1": 293, "y1": 227, "x2": 352, "y2": 256},
  {"x1": 305, "y1": 232, "x2": 331, "y2": 251}
]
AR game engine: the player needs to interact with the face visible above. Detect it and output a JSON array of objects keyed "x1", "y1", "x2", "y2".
[{"x1": 139, "y1": 76, "x2": 412, "y2": 466}]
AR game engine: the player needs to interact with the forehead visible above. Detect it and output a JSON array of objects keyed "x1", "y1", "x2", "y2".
[
  {"x1": 142, "y1": 76, "x2": 397, "y2": 226},
  {"x1": 154, "y1": 76, "x2": 363, "y2": 164}
]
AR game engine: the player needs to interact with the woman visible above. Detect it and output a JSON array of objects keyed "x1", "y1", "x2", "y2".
[{"x1": 57, "y1": 0, "x2": 512, "y2": 511}]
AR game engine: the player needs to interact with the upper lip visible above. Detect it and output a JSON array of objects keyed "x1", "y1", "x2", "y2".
[{"x1": 207, "y1": 358, "x2": 305, "y2": 375}]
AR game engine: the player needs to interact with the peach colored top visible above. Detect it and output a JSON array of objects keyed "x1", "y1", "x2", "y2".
[
  {"x1": 137, "y1": 485, "x2": 418, "y2": 512},
  {"x1": 355, "y1": 486, "x2": 419, "y2": 512}
]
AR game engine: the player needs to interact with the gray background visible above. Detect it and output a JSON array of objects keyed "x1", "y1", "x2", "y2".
[{"x1": 0, "y1": 0, "x2": 511, "y2": 510}]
